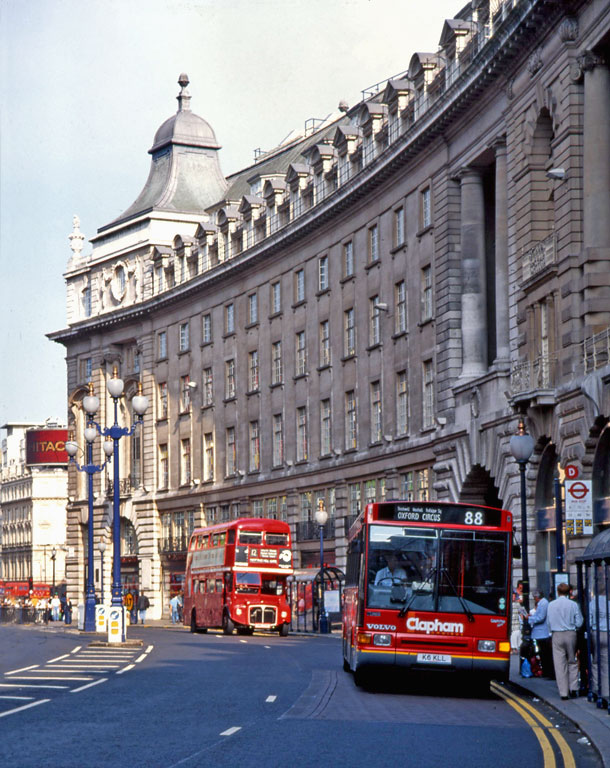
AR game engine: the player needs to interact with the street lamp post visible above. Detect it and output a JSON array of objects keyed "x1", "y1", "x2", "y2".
[
  {"x1": 51, "y1": 548, "x2": 57, "y2": 593},
  {"x1": 510, "y1": 418, "x2": 535, "y2": 630},
  {"x1": 65, "y1": 383, "x2": 113, "y2": 632},
  {"x1": 97, "y1": 539, "x2": 107, "y2": 604},
  {"x1": 314, "y1": 499, "x2": 329, "y2": 634}
]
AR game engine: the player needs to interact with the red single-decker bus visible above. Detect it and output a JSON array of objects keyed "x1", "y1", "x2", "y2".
[
  {"x1": 184, "y1": 518, "x2": 293, "y2": 636},
  {"x1": 343, "y1": 501, "x2": 513, "y2": 686}
]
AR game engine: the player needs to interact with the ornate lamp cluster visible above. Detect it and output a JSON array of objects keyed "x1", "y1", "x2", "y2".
[{"x1": 66, "y1": 367, "x2": 148, "y2": 635}]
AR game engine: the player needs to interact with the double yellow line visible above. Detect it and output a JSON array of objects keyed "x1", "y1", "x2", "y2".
[{"x1": 490, "y1": 681, "x2": 576, "y2": 768}]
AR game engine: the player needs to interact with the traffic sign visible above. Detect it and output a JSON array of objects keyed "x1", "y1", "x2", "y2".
[
  {"x1": 567, "y1": 481, "x2": 588, "y2": 500},
  {"x1": 564, "y1": 464, "x2": 579, "y2": 479},
  {"x1": 565, "y1": 479, "x2": 593, "y2": 536}
]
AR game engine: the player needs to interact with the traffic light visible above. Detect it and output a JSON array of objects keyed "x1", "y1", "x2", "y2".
[{"x1": 28, "y1": 576, "x2": 33, "y2": 594}]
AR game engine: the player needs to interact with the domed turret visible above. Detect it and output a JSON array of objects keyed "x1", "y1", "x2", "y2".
[{"x1": 107, "y1": 74, "x2": 228, "y2": 226}]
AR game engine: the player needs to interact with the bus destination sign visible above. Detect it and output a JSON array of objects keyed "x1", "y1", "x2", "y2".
[{"x1": 375, "y1": 503, "x2": 502, "y2": 527}]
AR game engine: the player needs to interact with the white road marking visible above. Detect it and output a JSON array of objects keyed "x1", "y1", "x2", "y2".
[
  {"x1": 71, "y1": 646, "x2": 82, "y2": 654},
  {"x1": 0, "y1": 695, "x2": 35, "y2": 700},
  {"x1": 239, "y1": 639, "x2": 248, "y2": 644},
  {"x1": 134, "y1": 654, "x2": 147, "y2": 663},
  {"x1": 146, "y1": 645, "x2": 154, "y2": 653},
  {"x1": 264, "y1": 645, "x2": 271, "y2": 649},
  {"x1": 0, "y1": 683, "x2": 68, "y2": 690},
  {"x1": 116, "y1": 664, "x2": 135, "y2": 675},
  {"x1": 266, "y1": 695, "x2": 277, "y2": 702},
  {"x1": 70, "y1": 679, "x2": 108, "y2": 693},
  {"x1": 46, "y1": 654, "x2": 70, "y2": 663},
  {"x1": 0, "y1": 699, "x2": 50, "y2": 718},
  {"x1": 220, "y1": 726, "x2": 241, "y2": 736},
  {"x1": 7, "y1": 675, "x2": 93, "y2": 681},
  {"x1": 5, "y1": 665, "x2": 39, "y2": 675}
]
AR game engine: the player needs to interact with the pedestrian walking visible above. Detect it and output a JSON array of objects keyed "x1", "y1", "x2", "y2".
[
  {"x1": 547, "y1": 582, "x2": 583, "y2": 700},
  {"x1": 530, "y1": 590, "x2": 554, "y2": 678},
  {"x1": 51, "y1": 594, "x2": 61, "y2": 621},
  {"x1": 137, "y1": 591, "x2": 150, "y2": 624},
  {"x1": 170, "y1": 594, "x2": 180, "y2": 624},
  {"x1": 64, "y1": 597, "x2": 72, "y2": 625}
]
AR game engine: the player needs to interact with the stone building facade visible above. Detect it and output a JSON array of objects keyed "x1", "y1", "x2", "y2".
[{"x1": 49, "y1": 0, "x2": 610, "y2": 618}]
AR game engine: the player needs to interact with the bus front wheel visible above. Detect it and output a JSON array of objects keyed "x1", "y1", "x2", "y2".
[
  {"x1": 190, "y1": 612, "x2": 198, "y2": 633},
  {"x1": 223, "y1": 613, "x2": 235, "y2": 635},
  {"x1": 278, "y1": 623, "x2": 289, "y2": 637}
]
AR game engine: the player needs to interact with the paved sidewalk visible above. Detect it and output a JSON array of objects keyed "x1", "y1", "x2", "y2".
[{"x1": 509, "y1": 654, "x2": 610, "y2": 768}]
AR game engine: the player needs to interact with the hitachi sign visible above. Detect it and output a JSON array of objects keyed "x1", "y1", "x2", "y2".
[{"x1": 406, "y1": 617, "x2": 465, "y2": 635}]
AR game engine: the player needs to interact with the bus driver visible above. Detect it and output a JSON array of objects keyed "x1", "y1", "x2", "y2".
[{"x1": 374, "y1": 552, "x2": 407, "y2": 585}]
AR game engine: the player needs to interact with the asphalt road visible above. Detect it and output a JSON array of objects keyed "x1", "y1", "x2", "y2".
[{"x1": 0, "y1": 624, "x2": 601, "y2": 768}]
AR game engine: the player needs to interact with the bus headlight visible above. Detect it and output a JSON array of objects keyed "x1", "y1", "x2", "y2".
[
  {"x1": 478, "y1": 640, "x2": 496, "y2": 652},
  {"x1": 280, "y1": 611, "x2": 287, "y2": 619},
  {"x1": 235, "y1": 607, "x2": 243, "y2": 616},
  {"x1": 373, "y1": 634, "x2": 392, "y2": 647}
]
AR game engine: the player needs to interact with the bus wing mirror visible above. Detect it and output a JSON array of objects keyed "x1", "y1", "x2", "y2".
[{"x1": 513, "y1": 543, "x2": 521, "y2": 559}]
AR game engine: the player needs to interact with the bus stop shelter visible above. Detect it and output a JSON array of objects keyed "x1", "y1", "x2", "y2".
[
  {"x1": 576, "y1": 527, "x2": 610, "y2": 712},
  {"x1": 288, "y1": 566, "x2": 344, "y2": 633}
]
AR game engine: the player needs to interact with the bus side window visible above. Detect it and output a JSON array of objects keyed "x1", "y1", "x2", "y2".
[
  {"x1": 208, "y1": 578, "x2": 215, "y2": 594},
  {"x1": 203, "y1": 536, "x2": 209, "y2": 548},
  {"x1": 227, "y1": 529, "x2": 235, "y2": 544},
  {"x1": 346, "y1": 536, "x2": 362, "y2": 587},
  {"x1": 216, "y1": 578, "x2": 223, "y2": 593}
]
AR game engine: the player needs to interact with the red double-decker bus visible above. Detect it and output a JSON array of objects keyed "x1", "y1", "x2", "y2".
[
  {"x1": 184, "y1": 518, "x2": 293, "y2": 636},
  {"x1": 343, "y1": 501, "x2": 513, "y2": 686}
]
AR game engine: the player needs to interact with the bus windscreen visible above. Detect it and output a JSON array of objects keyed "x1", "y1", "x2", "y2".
[{"x1": 367, "y1": 525, "x2": 509, "y2": 616}]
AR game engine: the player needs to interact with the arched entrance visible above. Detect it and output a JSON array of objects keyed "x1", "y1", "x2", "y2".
[{"x1": 458, "y1": 464, "x2": 502, "y2": 509}]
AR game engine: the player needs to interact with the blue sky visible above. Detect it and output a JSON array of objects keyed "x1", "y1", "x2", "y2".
[{"x1": 0, "y1": 0, "x2": 459, "y2": 426}]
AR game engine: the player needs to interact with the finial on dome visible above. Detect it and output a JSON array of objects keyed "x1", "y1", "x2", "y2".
[
  {"x1": 177, "y1": 73, "x2": 191, "y2": 112},
  {"x1": 69, "y1": 214, "x2": 85, "y2": 258}
]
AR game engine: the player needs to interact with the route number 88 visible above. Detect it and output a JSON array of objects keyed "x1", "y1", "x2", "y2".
[{"x1": 464, "y1": 511, "x2": 484, "y2": 525}]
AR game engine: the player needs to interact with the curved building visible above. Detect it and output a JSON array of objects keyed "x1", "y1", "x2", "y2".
[{"x1": 50, "y1": 1, "x2": 610, "y2": 617}]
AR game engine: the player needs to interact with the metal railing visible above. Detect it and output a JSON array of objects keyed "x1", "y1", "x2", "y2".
[
  {"x1": 106, "y1": 477, "x2": 134, "y2": 497},
  {"x1": 510, "y1": 354, "x2": 559, "y2": 394},
  {"x1": 522, "y1": 233, "x2": 556, "y2": 282},
  {"x1": 295, "y1": 519, "x2": 334, "y2": 542},
  {"x1": 158, "y1": 536, "x2": 189, "y2": 554},
  {"x1": 583, "y1": 327, "x2": 610, "y2": 373}
]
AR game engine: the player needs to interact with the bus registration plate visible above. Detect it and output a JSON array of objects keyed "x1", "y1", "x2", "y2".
[{"x1": 417, "y1": 653, "x2": 451, "y2": 665}]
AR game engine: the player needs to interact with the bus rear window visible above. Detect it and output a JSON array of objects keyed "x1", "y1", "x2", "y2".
[
  {"x1": 266, "y1": 533, "x2": 288, "y2": 546},
  {"x1": 238, "y1": 530, "x2": 263, "y2": 544}
]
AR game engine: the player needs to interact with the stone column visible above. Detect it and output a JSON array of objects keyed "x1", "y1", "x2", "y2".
[
  {"x1": 582, "y1": 51, "x2": 610, "y2": 249},
  {"x1": 459, "y1": 168, "x2": 488, "y2": 378},
  {"x1": 492, "y1": 138, "x2": 510, "y2": 366}
]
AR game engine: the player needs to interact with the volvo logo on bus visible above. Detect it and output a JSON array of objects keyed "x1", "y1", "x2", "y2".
[
  {"x1": 406, "y1": 617, "x2": 465, "y2": 635},
  {"x1": 367, "y1": 623, "x2": 397, "y2": 631}
]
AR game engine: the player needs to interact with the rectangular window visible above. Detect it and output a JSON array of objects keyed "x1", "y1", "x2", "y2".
[
  {"x1": 248, "y1": 292, "x2": 258, "y2": 324},
  {"x1": 422, "y1": 359, "x2": 435, "y2": 429},
  {"x1": 181, "y1": 438, "x2": 191, "y2": 485},
  {"x1": 272, "y1": 413, "x2": 284, "y2": 466},
  {"x1": 203, "y1": 367, "x2": 213, "y2": 406},
  {"x1": 271, "y1": 281, "x2": 281, "y2": 314},
  {"x1": 83, "y1": 286, "x2": 92, "y2": 317},
  {"x1": 370, "y1": 380, "x2": 382, "y2": 443},
  {"x1": 225, "y1": 303, "x2": 235, "y2": 334},
  {"x1": 365, "y1": 479, "x2": 377, "y2": 504},
  {"x1": 396, "y1": 370, "x2": 408, "y2": 435},
  {"x1": 320, "y1": 399, "x2": 331, "y2": 456},
  {"x1": 225, "y1": 359, "x2": 236, "y2": 399},
  {"x1": 295, "y1": 269, "x2": 305, "y2": 303},
  {"x1": 180, "y1": 375, "x2": 191, "y2": 412},
  {"x1": 296, "y1": 406, "x2": 308, "y2": 462},
  {"x1": 204, "y1": 433, "x2": 214, "y2": 482},
  {"x1": 295, "y1": 331, "x2": 306, "y2": 376},
  {"x1": 344, "y1": 308, "x2": 356, "y2": 356},
  {"x1": 421, "y1": 186, "x2": 431, "y2": 229},
  {"x1": 249, "y1": 421, "x2": 260, "y2": 472},
  {"x1": 401, "y1": 470, "x2": 429, "y2": 501},
  {"x1": 159, "y1": 444, "x2": 169, "y2": 489},
  {"x1": 349, "y1": 482, "x2": 361, "y2": 516},
  {"x1": 248, "y1": 350, "x2": 259, "y2": 391},
  {"x1": 253, "y1": 499, "x2": 264, "y2": 517},
  {"x1": 179, "y1": 321, "x2": 190, "y2": 352},
  {"x1": 343, "y1": 240, "x2": 354, "y2": 277},
  {"x1": 369, "y1": 296, "x2": 381, "y2": 346},
  {"x1": 318, "y1": 255, "x2": 329, "y2": 291},
  {"x1": 158, "y1": 331, "x2": 167, "y2": 359},
  {"x1": 345, "y1": 390, "x2": 357, "y2": 450},
  {"x1": 80, "y1": 357, "x2": 92, "y2": 383},
  {"x1": 368, "y1": 224, "x2": 379, "y2": 263},
  {"x1": 393, "y1": 280, "x2": 406, "y2": 334},
  {"x1": 394, "y1": 207, "x2": 405, "y2": 246},
  {"x1": 267, "y1": 498, "x2": 278, "y2": 519},
  {"x1": 225, "y1": 427, "x2": 236, "y2": 476},
  {"x1": 421, "y1": 266, "x2": 433, "y2": 322},
  {"x1": 271, "y1": 341, "x2": 283, "y2": 385},
  {"x1": 319, "y1": 320, "x2": 330, "y2": 367},
  {"x1": 158, "y1": 381, "x2": 168, "y2": 419},
  {"x1": 202, "y1": 314, "x2": 212, "y2": 344},
  {"x1": 156, "y1": 266, "x2": 165, "y2": 293}
]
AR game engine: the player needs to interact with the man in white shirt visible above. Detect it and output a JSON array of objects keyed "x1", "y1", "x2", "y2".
[
  {"x1": 375, "y1": 552, "x2": 407, "y2": 586},
  {"x1": 547, "y1": 582, "x2": 583, "y2": 700}
]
